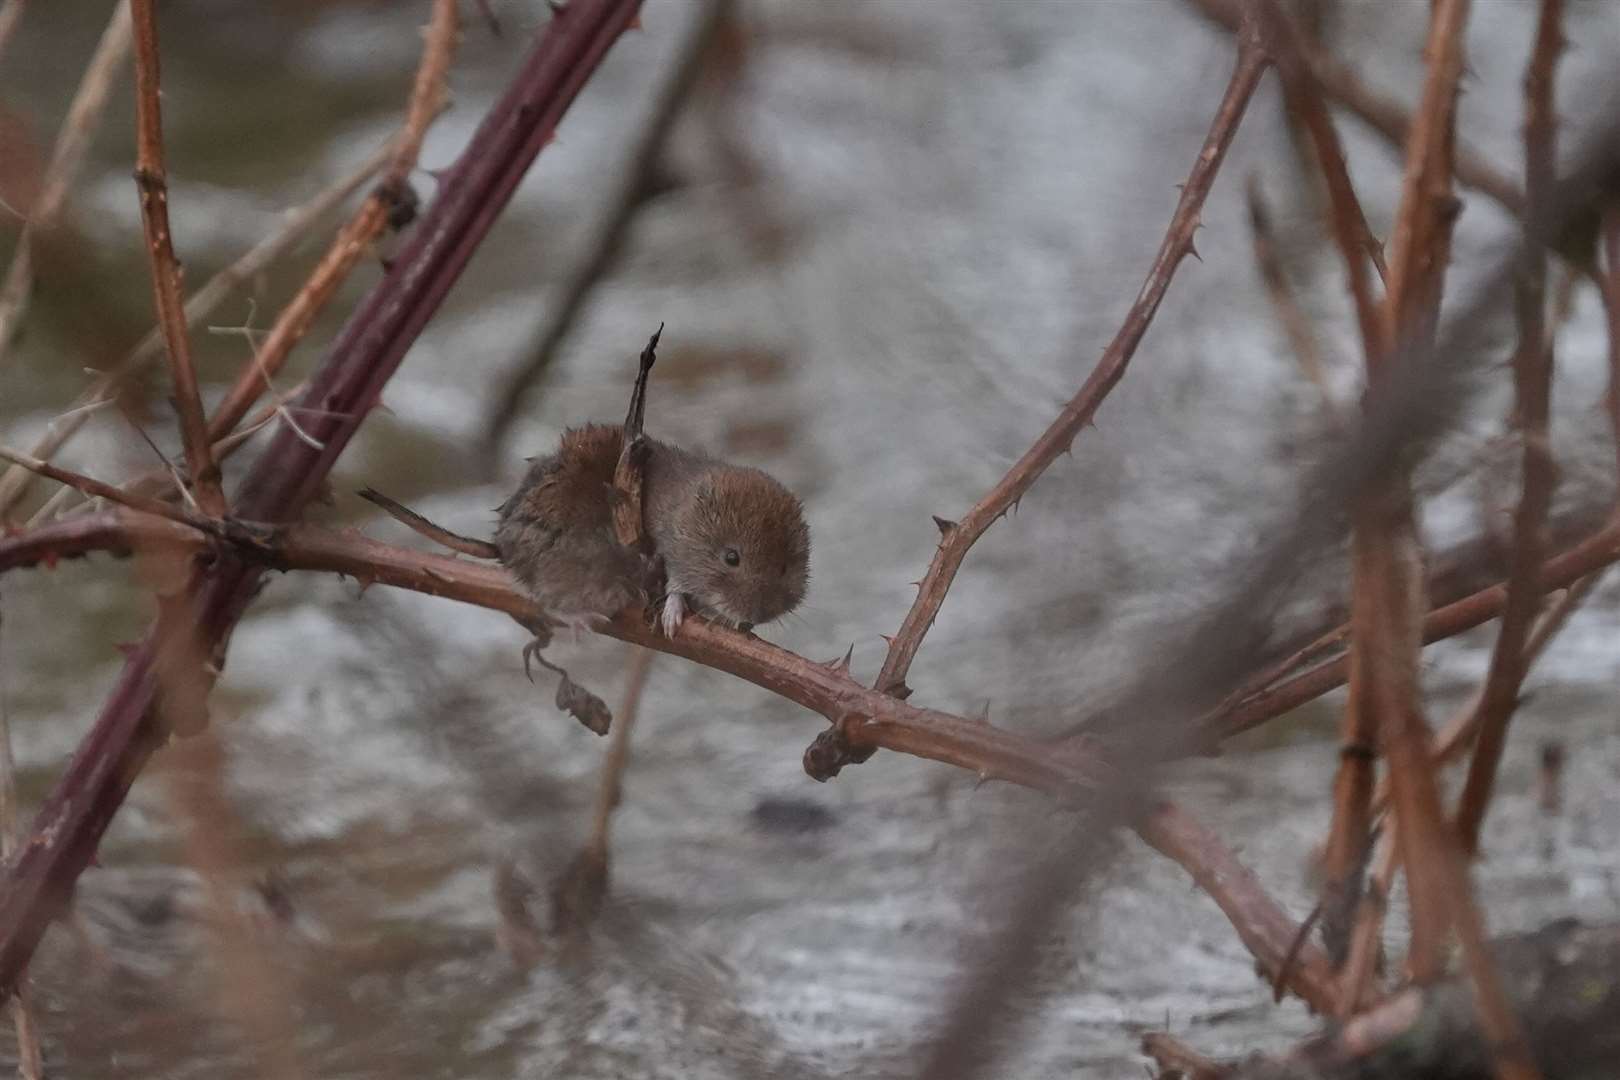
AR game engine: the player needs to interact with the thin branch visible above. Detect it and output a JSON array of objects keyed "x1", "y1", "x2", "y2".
[
  {"x1": 129, "y1": 0, "x2": 225, "y2": 517},
  {"x1": 203, "y1": 0, "x2": 458, "y2": 444},
  {"x1": 1453, "y1": 0, "x2": 1564, "y2": 858},
  {"x1": 1138, "y1": 802, "x2": 1338, "y2": 1012},
  {"x1": 0, "y1": 143, "x2": 390, "y2": 519},
  {"x1": 0, "y1": 2, "x2": 133, "y2": 363},
  {"x1": 1253, "y1": 0, "x2": 1387, "y2": 365},
  {"x1": 1203, "y1": 518, "x2": 1620, "y2": 745},
  {"x1": 1186, "y1": 0, "x2": 1524, "y2": 215},
  {"x1": 871, "y1": 24, "x2": 1271, "y2": 699},
  {"x1": 0, "y1": 444, "x2": 199, "y2": 526}
]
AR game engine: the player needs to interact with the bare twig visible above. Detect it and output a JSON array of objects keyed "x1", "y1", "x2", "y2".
[
  {"x1": 203, "y1": 0, "x2": 459, "y2": 444},
  {"x1": 1453, "y1": 0, "x2": 1564, "y2": 858},
  {"x1": 0, "y1": 2, "x2": 132, "y2": 363},
  {"x1": 0, "y1": 143, "x2": 389, "y2": 518},
  {"x1": 0, "y1": 443, "x2": 201, "y2": 526},
  {"x1": 1139, "y1": 802, "x2": 1338, "y2": 1012},
  {"x1": 871, "y1": 23, "x2": 1271, "y2": 701},
  {"x1": 130, "y1": 0, "x2": 225, "y2": 517},
  {"x1": 1204, "y1": 519, "x2": 1620, "y2": 745},
  {"x1": 357, "y1": 487, "x2": 500, "y2": 558},
  {"x1": 1253, "y1": 0, "x2": 1386, "y2": 365}
]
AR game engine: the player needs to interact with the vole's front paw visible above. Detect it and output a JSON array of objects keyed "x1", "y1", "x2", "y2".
[{"x1": 660, "y1": 593, "x2": 687, "y2": 637}]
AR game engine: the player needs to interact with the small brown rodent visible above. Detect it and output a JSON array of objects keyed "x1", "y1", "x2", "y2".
[{"x1": 495, "y1": 423, "x2": 809, "y2": 635}]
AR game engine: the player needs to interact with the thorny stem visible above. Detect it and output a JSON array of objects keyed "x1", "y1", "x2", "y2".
[
  {"x1": 204, "y1": 0, "x2": 458, "y2": 444},
  {"x1": 1139, "y1": 802, "x2": 1337, "y2": 1012},
  {"x1": 871, "y1": 22, "x2": 1271, "y2": 701},
  {"x1": 1453, "y1": 0, "x2": 1564, "y2": 859},
  {"x1": 0, "y1": 0, "x2": 646, "y2": 1001},
  {"x1": 1340, "y1": 573, "x2": 1603, "y2": 1013},
  {"x1": 1254, "y1": 0, "x2": 1387, "y2": 366},
  {"x1": 1253, "y1": 0, "x2": 1392, "y2": 972},
  {"x1": 130, "y1": 0, "x2": 226, "y2": 518}
]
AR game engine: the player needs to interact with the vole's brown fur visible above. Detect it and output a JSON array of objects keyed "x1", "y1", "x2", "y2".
[{"x1": 495, "y1": 423, "x2": 809, "y2": 634}]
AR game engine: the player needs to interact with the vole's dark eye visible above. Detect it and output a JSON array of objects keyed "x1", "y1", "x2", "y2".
[{"x1": 723, "y1": 547, "x2": 741, "y2": 567}]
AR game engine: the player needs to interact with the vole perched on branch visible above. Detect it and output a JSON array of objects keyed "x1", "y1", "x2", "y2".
[{"x1": 494, "y1": 330, "x2": 810, "y2": 637}]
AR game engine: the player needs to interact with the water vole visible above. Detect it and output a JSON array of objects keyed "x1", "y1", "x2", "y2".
[{"x1": 495, "y1": 423, "x2": 809, "y2": 635}]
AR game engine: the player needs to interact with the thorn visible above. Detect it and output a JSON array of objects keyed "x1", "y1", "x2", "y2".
[
  {"x1": 355, "y1": 575, "x2": 375, "y2": 597},
  {"x1": 822, "y1": 644, "x2": 855, "y2": 675},
  {"x1": 628, "y1": 13, "x2": 644, "y2": 30},
  {"x1": 1186, "y1": 238, "x2": 1202, "y2": 263},
  {"x1": 931, "y1": 514, "x2": 956, "y2": 535},
  {"x1": 973, "y1": 700, "x2": 991, "y2": 724},
  {"x1": 909, "y1": 580, "x2": 922, "y2": 589},
  {"x1": 879, "y1": 634, "x2": 893, "y2": 646},
  {"x1": 546, "y1": 0, "x2": 567, "y2": 15}
]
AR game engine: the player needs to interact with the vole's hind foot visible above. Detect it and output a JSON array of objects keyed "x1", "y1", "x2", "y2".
[{"x1": 660, "y1": 593, "x2": 687, "y2": 637}]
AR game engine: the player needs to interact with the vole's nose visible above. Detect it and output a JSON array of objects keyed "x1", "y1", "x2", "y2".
[{"x1": 737, "y1": 621, "x2": 755, "y2": 633}]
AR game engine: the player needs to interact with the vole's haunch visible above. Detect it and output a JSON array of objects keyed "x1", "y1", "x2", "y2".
[{"x1": 495, "y1": 423, "x2": 809, "y2": 635}]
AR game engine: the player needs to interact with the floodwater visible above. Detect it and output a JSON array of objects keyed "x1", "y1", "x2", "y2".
[{"x1": 2, "y1": 1, "x2": 1619, "y2": 1076}]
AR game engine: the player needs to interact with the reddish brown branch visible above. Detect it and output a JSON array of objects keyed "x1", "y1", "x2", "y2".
[
  {"x1": 0, "y1": 445, "x2": 198, "y2": 527},
  {"x1": 1453, "y1": 0, "x2": 1563, "y2": 858},
  {"x1": 1253, "y1": 1, "x2": 1387, "y2": 365},
  {"x1": 0, "y1": 0, "x2": 646, "y2": 1001},
  {"x1": 129, "y1": 0, "x2": 224, "y2": 518},
  {"x1": 1187, "y1": 0, "x2": 1524, "y2": 216},
  {"x1": 871, "y1": 25, "x2": 1270, "y2": 699},
  {"x1": 1139, "y1": 802, "x2": 1338, "y2": 1013},
  {"x1": 1205, "y1": 519, "x2": 1620, "y2": 744},
  {"x1": 204, "y1": 0, "x2": 458, "y2": 443}
]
